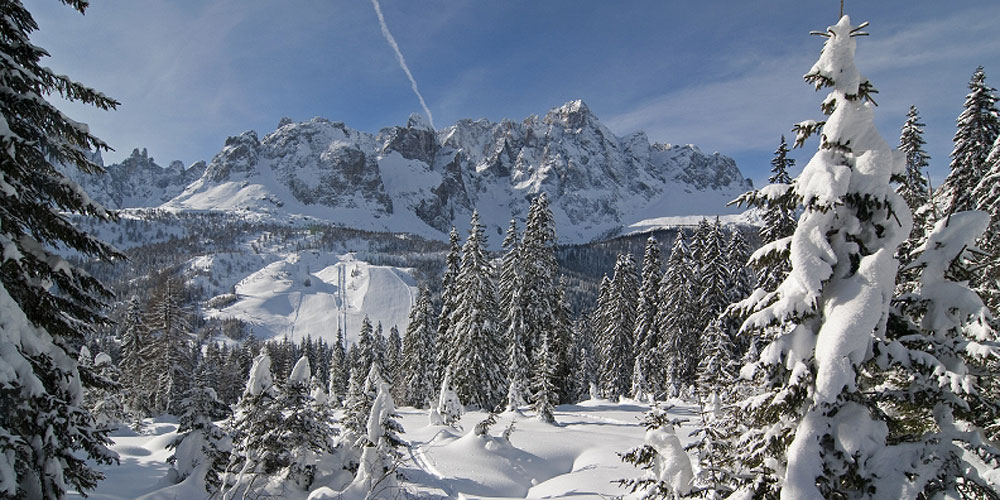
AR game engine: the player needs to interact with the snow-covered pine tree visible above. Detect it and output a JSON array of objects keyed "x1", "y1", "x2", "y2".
[
  {"x1": 619, "y1": 405, "x2": 694, "y2": 499},
  {"x1": 349, "y1": 379, "x2": 405, "y2": 498},
  {"x1": 657, "y1": 232, "x2": 699, "y2": 393},
  {"x1": 386, "y1": 325, "x2": 402, "y2": 400},
  {"x1": 571, "y1": 316, "x2": 599, "y2": 401},
  {"x1": 941, "y1": 66, "x2": 1000, "y2": 216},
  {"x1": 449, "y1": 211, "x2": 505, "y2": 409},
  {"x1": 433, "y1": 369, "x2": 464, "y2": 428},
  {"x1": 143, "y1": 278, "x2": 195, "y2": 415},
  {"x1": 89, "y1": 352, "x2": 126, "y2": 429},
  {"x1": 505, "y1": 285, "x2": 531, "y2": 412},
  {"x1": 435, "y1": 226, "x2": 462, "y2": 384},
  {"x1": 531, "y1": 332, "x2": 559, "y2": 423},
  {"x1": 632, "y1": 237, "x2": 664, "y2": 400},
  {"x1": 972, "y1": 133, "x2": 1000, "y2": 315},
  {"x1": 698, "y1": 218, "x2": 730, "y2": 334},
  {"x1": 118, "y1": 296, "x2": 150, "y2": 418},
  {"x1": 598, "y1": 253, "x2": 639, "y2": 400},
  {"x1": 356, "y1": 315, "x2": 376, "y2": 378},
  {"x1": 724, "y1": 228, "x2": 756, "y2": 358},
  {"x1": 166, "y1": 368, "x2": 231, "y2": 493},
  {"x1": 225, "y1": 353, "x2": 283, "y2": 496},
  {"x1": 327, "y1": 326, "x2": 348, "y2": 405},
  {"x1": 373, "y1": 321, "x2": 386, "y2": 374},
  {"x1": 0, "y1": 4, "x2": 123, "y2": 495},
  {"x1": 725, "y1": 16, "x2": 915, "y2": 498},
  {"x1": 521, "y1": 193, "x2": 560, "y2": 368},
  {"x1": 401, "y1": 287, "x2": 437, "y2": 408},
  {"x1": 896, "y1": 105, "x2": 935, "y2": 293},
  {"x1": 552, "y1": 277, "x2": 575, "y2": 403},
  {"x1": 274, "y1": 356, "x2": 335, "y2": 490},
  {"x1": 498, "y1": 218, "x2": 523, "y2": 336},
  {"x1": 888, "y1": 211, "x2": 1000, "y2": 497}
]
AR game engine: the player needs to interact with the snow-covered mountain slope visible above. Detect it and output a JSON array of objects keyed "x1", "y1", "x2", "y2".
[
  {"x1": 128, "y1": 100, "x2": 751, "y2": 244},
  {"x1": 65, "y1": 148, "x2": 206, "y2": 209},
  {"x1": 202, "y1": 251, "x2": 417, "y2": 345}
]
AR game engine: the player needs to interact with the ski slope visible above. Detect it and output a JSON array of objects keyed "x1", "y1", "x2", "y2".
[{"x1": 205, "y1": 251, "x2": 417, "y2": 345}]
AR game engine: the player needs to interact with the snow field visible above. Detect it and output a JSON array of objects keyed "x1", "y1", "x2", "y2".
[{"x1": 69, "y1": 400, "x2": 701, "y2": 500}]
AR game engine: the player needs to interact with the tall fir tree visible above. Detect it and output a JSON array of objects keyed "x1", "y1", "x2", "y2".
[
  {"x1": 632, "y1": 236, "x2": 663, "y2": 400},
  {"x1": 941, "y1": 66, "x2": 1000, "y2": 216},
  {"x1": 972, "y1": 133, "x2": 1000, "y2": 315},
  {"x1": 166, "y1": 368, "x2": 231, "y2": 493},
  {"x1": 327, "y1": 327, "x2": 348, "y2": 404},
  {"x1": 657, "y1": 232, "x2": 699, "y2": 393},
  {"x1": 143, "y1": 278, "x2": 195, "y2": 415},
  {"x1": 531, "y1": 333, "x2": 559, "y2": 423},
  {"x1": 521, "y1": 193, "x2": 561, "y2": 369},
  {"x1": 896, "y1": 105, "x2": 935, "y2": 294},
  {"x1": 385, "y1": 325, "x2": 402, "y2": 400},
  {"x1": 697, "y1": 218, "x2": 730, "y2": 334},
  {"x1": 504, "y1": 285, "x2": 531, "y2": 412},
  {"x1": 356, "y1": 316, "x2": 376, "y2": 379},
  {"x1": 0, "y1": 2, "x2": 123, "y2": 496},
  {"x1": 272, "y1": 356, "x2": 335, "y2": 490},
  {"x1": 401, "y1": 288, "x2": 437, "y2": 408},
  {"x1": 721, "y1": 17, "x2": 919, "y2": 498},
  {"x1": 449, "y1": 211, "x2": 505, "y2": 409},
  {"x1": 118, "y1": 296, "x2": 149, "y2": 418},
  {"x1": 435, "y1": 227, "x2": 462, "y2": 385},
  {"x1": 225, "y1": 354, "x2": 283, "y2": 496},
  {"x1": 597, "y1": 254, "x2": 639, "y2": 399}
]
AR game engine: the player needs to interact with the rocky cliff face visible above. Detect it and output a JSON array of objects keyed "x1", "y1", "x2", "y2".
[
  {"x1": 117, "y1": 100, "x2": 750, "y2": 243},
  {"x1": 66, "y1": 148, "x2": 205, "y2": 209}
]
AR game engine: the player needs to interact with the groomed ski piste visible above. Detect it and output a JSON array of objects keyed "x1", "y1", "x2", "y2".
[{"x1": 68, "y1": 399, "x2": 700, "y2": 500}]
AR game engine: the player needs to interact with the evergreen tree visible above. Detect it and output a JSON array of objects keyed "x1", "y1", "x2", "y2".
[
  {"x1": 972, "y1": 133, "x2": 1000, "y2": 315},
  {"x1": 348, "y1": 378, "x2": 405, "y2": 498},
  {"x1": 633, "y1": 236, "x2": 663, "y2": 400},
  {"x1": 597, "y1": 254, "x2": 639, "y2": 399},
  {"x1": 225, "y1": 354, "x2": 283, "y2": 496},
  {"x1": 432, "y1": 369, "x2": 464, "y2": 428},
  {"x1": 571, "y1": 317, "x2": 599, "y2": 402},
  {"x1": 657, "y1": 232, "x2": 699, "y2": 393},
  {"x1": 89, "y1": 352, "x2": 126, "y2": 429},
  {"x1": 531, "y1": 333, "x2": 558, "y2": 424},
  {"x1": 722, "y1": 17, "x2": 918, "y2": 498},
  {"x1": 118, "y1": 296, "x2": 149, "y2": 418},
  {"x1": 889, "y1": 212, "x2": 1000, "y2": 498},
  {"x1": 724, "y1": 228, "x2": 755, "y2": 358},
  {"x1": 521, "y1": 193, "x2": 560, "y2": 367},
  {"x1": 449, "y1": 211, "x2": 505, "y2": 409},
  {"x1": 697, "y1": 218, "x2": 729, "y2": 333},
  {"x1": 401, "y1": 288, "x2": 437, "y2": 408},
  {"x1": 166, "y1": 369, "x2": 231, "y2": 493},
  {"x1": 896, "y1": 105, "x2": 935, "y2": 293},
  {"x1": 504, "y1": 286, "x2": 531, "y2": 412},
  {"x1": 327, "y1": 327, "x2": 348, "y2": 404},
  {"x1": 385, "y1": 325, "x2": 402, "y2": 399},
  {"x1": 435, "y1": 227, "x2": 462, "y2": 384},
  {"x1": 357, "y1": 316, "x2": 376, "y2": 378},
  {"x1": 273, "y1": 356, "x2": 335, "y2": 490},
  {"x1": 498, "y1": 218, "x2": 523, "y2": 338},
  {"x1": 0, "y1": 2, "x2": 123, "y2": 496},
  {"x1": 143, "y1": 278, "x2": 194, "y2": 415},
  {"x1": 941, "y1": 66, "x2": 1000, "y2": 216}
]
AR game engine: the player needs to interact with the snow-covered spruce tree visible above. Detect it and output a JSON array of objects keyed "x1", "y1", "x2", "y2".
[
  {"x1": 724, "y1": 228, "x2": 756, "y2": 359},
  {"x1": 0, "y1": 3, "x2": 123, "y2": 496},
  {"x1": 657, "y1": 232, "x2": 699, "y2": 394},
  {"x1": 532, "y1": 332, "x2": 559, "y2": 423},
  {"x1": 225, "y1": 353, "x2": 283, "y2": 497},
  {"x1": 143, "y1": 278, "x2": 195, "y2": 415},
  {"x1": 449, "y1": 211, "x2": 505, "y2": 409},
  {"x1": 697, "y1": 218, "x2": 729, "y2": 334},
  {"x1": 941, "y1": 66, "x2": 999, "y2": 216},
  {"x1": 521, "y1": 193, "x2": 560, "y2": 366},
  {"x1": 619, "y1": 404, "x2": 694, "y2": 499},
  {"x1": 633, "y1": 236, "x2": 664, "y2": 400},
  {"x1": 401, "y1": 287, "x2": 437, "y2": 408},
  {"x1": 435, "y1": 226, "x2": 462, "y2": 385},
  {"x1": 327, "y1": 326, "x2": 348, "y2": 405},
  {"x1": 88, "y1": 352, "x2": 126, "y2": 429},
  {"x1": 432, "y1": 368, "x2": 464, "y2": 428},
  {"x1": 498, "y1": 218, "x2": 523, "y2": 340},
  {"x1": 505, "y1": 285, "x2": 531, "y2": 412},
  {"x1": 598, "y1": 253, "x2": 639, "y2": 400},
  {"x1": 348, "y1": 379, "x2": 405, "y2": 498},
  {"x1": 725, "y1": 17, "x2": 919, "y2": 498},
  {"x1": 972, "y1": 133, "x2": 1000, "y2": 315},
  {"x1": 571, "y1": 316, "x2": 599, "y2": 401},
  {"x1": 273, "y1": 356, "x2": 336, "y2": 490},
  {"x1": 888, "y1": 211, "x2": 1000, "y2": 498},
  {"x1": 166, "y1": 368, "x2": 231, "y2": 493},
  {"x1": 356, "y1": 315, "x2": 376, "y2": 379},
  {"x1": 386, "y1": 325, "x2": 402, "y2": 400},
  {"x1": 118, "y1": 296, "x2": 149, "y2": 418},
  {"x1": 344, "y1": 365, "x2": 381, "y2": 451},
  {"x1": 896, "y1": 105, "x2": 934, "y2": 293}
]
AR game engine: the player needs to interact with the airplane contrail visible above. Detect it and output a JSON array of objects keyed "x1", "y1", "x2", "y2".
[{"x1": 370, "y1": 0, "x2": 436, "y2": 130}]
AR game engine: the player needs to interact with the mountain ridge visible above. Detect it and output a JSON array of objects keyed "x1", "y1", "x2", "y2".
[{"x1": 72, "y1": 100, "x2": 752, "y2": 244}]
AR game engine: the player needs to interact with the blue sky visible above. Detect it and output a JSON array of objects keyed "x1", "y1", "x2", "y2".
[{"x1": 26, "y1": 0, "x2": 1000, "y2": 185}]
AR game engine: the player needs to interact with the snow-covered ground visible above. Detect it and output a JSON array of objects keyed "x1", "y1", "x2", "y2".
[{"x1": 69, "y1": 400, "x2": 700, "y2": 500}]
